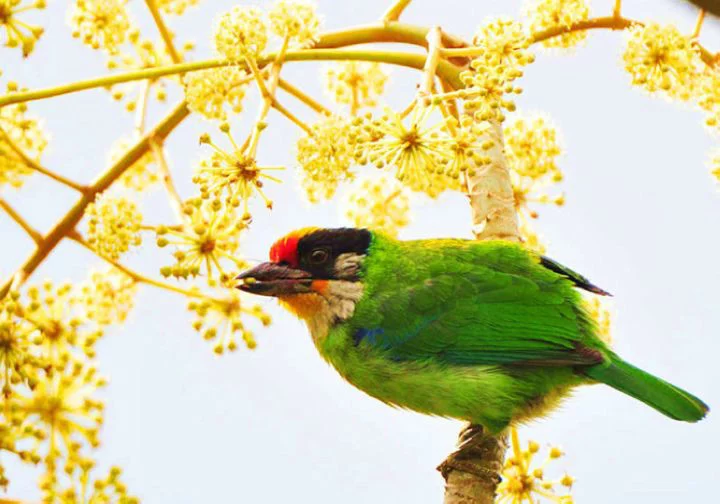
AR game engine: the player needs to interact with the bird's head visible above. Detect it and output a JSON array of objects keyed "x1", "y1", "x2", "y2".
[{"x1": 237, "y1": 227, "x2": 371, "y2": 329}]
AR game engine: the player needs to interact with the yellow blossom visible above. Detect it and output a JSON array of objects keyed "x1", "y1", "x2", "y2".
[
  {"x1": 86, "y1": 195, "x2": 143, "y2": 261},
  {"x1": 41, "y1": 461, "x2": 138, "y2": 504},
  {"x1": 156, "y1": 198, "x2": 248, "y2": 284},
  {"x1": 155, "y1": 0, "x2": 200, "y2": 16},
  {"x1": 623, "y1": 23, "x2": 701, "y2": 101},
  {"x1": 352, "y1": 105, "x2": 455, "y2": 196},
  {"x1": 68, "y1": 0, "x2": 132, "y2": 54},
  {"x1": 525, "y1": 0, "x2": 590, "y2": 49},
  {"x1": 472, "y1": 17, "x2": 534, "y2": 71},
  {"x1": 12, "y1": 358, "x2": 105, "y2": 469},
  {"x1": 585, "y1": 296, "x2": 613, "y2": 345},
  {"x1": 213, "y1": 5, "x2": 267, "y2": 61},
  {"x1": 709, "y1": 148, "x2": 720, "y2": 182},
  {"x1": 0, "y1": 0, "x2": 46, "y2": 57},
  {"x1": 343, "y1": 173, "x2": 410, "y2": 238},
  {"x1": 443, "y1": 115, "x2": 493, "y2": 181},
  {"x1": 296, "y1": 115, "x2": 354, "y2": 203},
  {"x1": 460, "y1": 60, "x2": 523, "y2": 123},
  {"x1": 184, "y1": 67, "x2": 250, "y2": 121},
  {"x1": 0, "y1": 293, "x2": 46, "y2": 397},
  {"x1": 195, "y1": 125, "x2": 283, "y2": 219},
  {"x1": 108, "y1": 136, "x2": 159, "y2": 191},
  {"x1": 324, "y1": 62, "x2": 388, "y2": 113},
  {"x1": 520, "y1": 222, "x2": 547, "y2": 255},
  {"x1": 512, "y1": 170, "x2": 564, "y2": 223},
  {"x1": 497, "y1": 428, "x2": 574, "y2": 503},
  {"x1": 504, "y1": 114, "x2": 562, "y2": 180},
  {"x1": 268, "y1": 0, "x2": 321, "y2": 47},
  {"x1": 0, "y1": 82, "x2": 49, "y2": 188},
  {"x1": 22, "y1": 281, "x2": 102, "y2": 361},
  {"x1": 79, "y1": 268, "x2": 137, "y2": 326},
  {"x1": 697, "y1": 69, "x2": 720, "y2": 131},
  {"x1": 188, "y1": 291, "x2": 271, "y2": 354}
]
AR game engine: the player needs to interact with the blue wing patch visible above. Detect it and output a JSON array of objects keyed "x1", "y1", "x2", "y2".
[{"x1": 352, "y1": 328, "x2": 384, "y2": 346}]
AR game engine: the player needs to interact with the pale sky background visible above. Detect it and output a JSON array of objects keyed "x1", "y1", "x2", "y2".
[{"x1": 2, "y1": 0, "x2": 719, "y2": 502}]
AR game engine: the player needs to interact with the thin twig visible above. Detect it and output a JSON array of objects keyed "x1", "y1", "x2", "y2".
[
  {"x1": 278, "y1": 78, "x2": 331, "y2": 115},
  {"x1": 0, "y1": 197, "x2": 43, "y2": 245},
  {"x1": 383, "y1": 0, "x2": 413, "y2": 22},
  {"x1": 145, "y1": 0, "x2": 183, "y2": 64},
  {"x1": 613, "y1": 0, "x2": 622, "y2": 19},
  {"x1": 692, "y1": 9, "x2": 706, "y2": 39},
  {"x1": 0, "y1": 129, "x2": 89, "y2": 194},
  {"x1": 420, "y1": 26, "x2": 443, "y2": 102},
  {"x1": 148, "y1": 137, "x2": 185, "y2": 223},
  {"x1": 271, "y1": 99, "x2": 312, "y2": 134}
]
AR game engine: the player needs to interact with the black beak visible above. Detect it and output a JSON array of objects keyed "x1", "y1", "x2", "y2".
[{"x1": 236, "y1": 262, "x2": 313, "y2": 297}]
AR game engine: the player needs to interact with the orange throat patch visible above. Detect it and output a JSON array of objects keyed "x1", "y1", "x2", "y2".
[{"x1": 278, "y1": 293, "x2": 326, "y2": 321}]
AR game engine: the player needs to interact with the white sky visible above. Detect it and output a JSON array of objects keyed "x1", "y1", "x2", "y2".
[{"x1": 2, "y1": 0, "x2": 719, "y2": 502}]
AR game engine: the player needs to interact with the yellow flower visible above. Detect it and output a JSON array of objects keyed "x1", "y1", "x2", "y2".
[
  {"x1": 22, "y1": 281, "x2": 102, "y2": 361},
  {"x1": 524, "y1": 0, "x2": 590, "y2": 49},
  {"x1": 443, "y1": 115, "x2": 493, "y2": 181},
  {"x1": 0, "y1": 0, "x2": 46, "y2": 57},
  {"x1": 157, "y1": 198, "x2": 248, "y2": 284},
  {"x1": 188, "y1": 290, "x2": 271, "y2": 354},
  {"x1": 195, "y1": 125, "x2": 283, "y2": 219},
  {"x1": 108, "y1": 136, "x2": 159, "y2": 191},
  {"x1": 460, "y1": 58, "x2": 523, "y2": 123},
  {"x1": 342, "y1": 173, "x2": 410, "y2": 238},
  {"x1": 107, "y1": 31, "x2": 191, "y2": 112},
  {"x1": 324, "y1": 62, "x2": 388, "y2": 113},
  {"x1": 79, "y1": 268, "x2": 137, "y2": 326},
  {"x1": 505, "y1": 114, "x2": 562, "y2": 180},
  {"x1": 0, "y1": 82, "x2": 49, "y2": 188},
  {"x1": 41, "y1": 461, "x2": 138, "y2": 504},
  {"x1": 296, "y1": 115, "x2": 354, "y2": 203},
  {"x1": 698, "y1": 69, "x2": 720, "y2": 132},
  {"x1": 86, "y1": 195, "x2": 143, "y2": 261},
  {"x1": 184, "y1": 67, "x2": 251, "y2": 121},
  {"x1": 268, "y1": 0, "x2": 321, "y2": 47},
  {"x1": 213, "y1": 5, "x2": 267, "y2": 61},
  {"x1": 497, "y1": 428, "x2": 574, "y2": 503},
  {"x1": 622, "y1": 22, "x2": 701, "y2": 101},
  {"x1": 155, "y1": 0, "x2": 200, "y2": 16},
  {"x1": 68, "y1": 0, "x2": 132, "y2": 54},
  {"x1": 0, "y1": 293, "x2": 46, "y2": 398},
  {"x1": 353, "y1": 105, "x2": 455, "y2": 196},
  {"x1": 520, "y1": 222, "x2": 547, "y2": 255},
  {"x1": 512, "y1": 170, "x2": 564, "y2": 223},
  {"x1": 585, "y1": 296, "x2": 613, "y2": 345},
  {"x1": 12, "y1": 358, "x2": 105, "y2": 469},
  {"x1": 709, "y1": 148, "x2": 720, "y2": 182},
  {"x1": 472, "y1": 17, "x2": 534, "y2": 71}
]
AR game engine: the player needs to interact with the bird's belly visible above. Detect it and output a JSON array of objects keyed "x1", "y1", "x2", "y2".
[{"x1": 321, "y1": 340, "x2": 576, "y2": 432}]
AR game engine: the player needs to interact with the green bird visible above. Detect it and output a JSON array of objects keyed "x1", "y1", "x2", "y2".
[{"x1": 237, "y1": 227, "x2": 708, "y2": 433}]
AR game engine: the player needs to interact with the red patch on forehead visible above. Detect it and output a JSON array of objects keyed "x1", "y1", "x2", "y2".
[{"x1": 269, "y1": 227, "x2": 318, "y2": 267}]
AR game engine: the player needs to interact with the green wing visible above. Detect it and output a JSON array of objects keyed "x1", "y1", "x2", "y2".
[{"x1": 351, "y1": 238, "x2": 606, "y2": 367}]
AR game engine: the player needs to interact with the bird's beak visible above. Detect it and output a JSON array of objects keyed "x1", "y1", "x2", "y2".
[{"x1": 236, "y1": 262, "x2": 313, "y2": 297}]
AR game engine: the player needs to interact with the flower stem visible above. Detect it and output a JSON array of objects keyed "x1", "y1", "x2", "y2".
[
  {"x1": 612, "y1": 0, "x2": 622, "y2": 19},
  {"x1": 145, "y1": 0, "x2": 182, "y2": 64},
  {"x1": 420, "y1": 26, "x2": 443, "y2": 100},
  {"x1": 383, "y1": 0, "x2": 413, "y2": 22},
  {"x1": 148, "y1": 137, "x2": 185, "y2": 223},
  {"x1": 0, "y1": 197, "x2": 43, "y2": 245},
  {"x1": 271, "y1": 99, "x2": 312, "y2": 134},
  {"x1": 278, "y1": 78, "x2": 331, "y2": 115},
  {"x1": 0, "y1": 129, "x2": 89, "y2": 194},
  {"x1": 692, "y1": 9, "x2": 706, "y2": 39}
]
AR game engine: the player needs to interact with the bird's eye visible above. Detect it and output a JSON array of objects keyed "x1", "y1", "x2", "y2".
[{"x1": 309, "y1": 248, "x2": 329, "y2": 265}]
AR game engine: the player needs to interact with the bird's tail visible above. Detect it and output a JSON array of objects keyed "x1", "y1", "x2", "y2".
[{"x1": 583, "y1": 355, "x2": 709, "y2": 422}]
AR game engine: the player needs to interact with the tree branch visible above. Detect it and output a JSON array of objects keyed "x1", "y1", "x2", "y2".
[
  {"x1": 145, "y1": 0, "x2": 183, "y2": 64},
  {"x1": 0, "y1": 197, "x2": 43, "y2": 245},
  {"x1": 383, "y1": 0, "x2": 413, "y2": 22}
]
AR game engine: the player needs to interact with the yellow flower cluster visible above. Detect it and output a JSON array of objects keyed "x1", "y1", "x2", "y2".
[
  {"x1": 585, "y1": 296, "x2": 613, "y2": 345},
  {"x1": 497, "y1": 428, "x2": 574, "y2": 504},
  {"x1": 157, "y1": 198, "x2": 248, "y2": 284},
  {"x1": 184, "y1": 67, "x2": 250, "y2": 121},
  {"x1": 342, "y1": 173, "x2": 410, "y2": 238},
  {"x1": 268, "y1": 0, "x2": 321, "y2": 47},
  {"x1": 195, "y1": 125, "x2": 283, "y2": 219},
  {"x1": 188, "y1": 291, "x2": 271, "y2": 354},
  {"x1": 68, "y1": 0, "x2": 132, "y2": 54},
  {"x1": 79, "y1": 268, "x2": 137, "y2": 326},
  {"x1": 213, "y1": 5, "x2": 267, "y2": 61},
  {"x1": 0, "y1": 81, "x2": 48, "y2": 189},
  {"x1": 524, "y1": 0, "x2": 590, "y2": 49},
  {"x1": 352, "y1": 105, "x2": 457, "y2": 196},
  {"x1": 108, "y1": 136, "x2": 159, "y2": 191},
  {"x1": 520, "y1": 222, "x2": 547, "y2": 255},
  {"x1": 296, "y1": 115, "x2": 355, "y2": 202},
  {"x1": 0, "y1": 0, "x2": 46, "y2": 57},
  {"x1": 42, "y1": 462, "x2": 138, "y2": 504},
  {"x1": 623, "y1": 23, "x2": 700, "y2": 101},
  {"x1": 472, "y1": 17, "x2": 534, "y2": 71},
  {"x1": 444, "y1": 115, "x2": 493, "y2": 180},
  {"x1": 324, "y1": 62, "x2": 389, "y2": 113},
  {"x1": 0, "y1": 293, "x2": 45, "y2": 397},
  {"x1": 709, "y1": 149, "x2": 720, "y2": 182},
  {"x1": 156, "y1": 0, "x2": 201, "y2": 16},
  {"x1": 505, "y1": 114, "x2": 562, "y2": 180},
  {"x1": 86, "y1": 195, "x2": 143, "y2": 261}
]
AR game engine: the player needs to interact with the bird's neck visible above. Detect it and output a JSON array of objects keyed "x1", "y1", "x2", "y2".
[{"x1": 279, "y1": 280, "x2": 364, "y2": 344}]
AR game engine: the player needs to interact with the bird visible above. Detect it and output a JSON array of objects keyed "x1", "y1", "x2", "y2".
[{"x1": 237, "y1": 227, "x2": 708, "y2": 433}]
